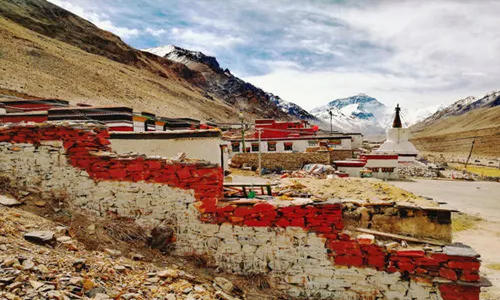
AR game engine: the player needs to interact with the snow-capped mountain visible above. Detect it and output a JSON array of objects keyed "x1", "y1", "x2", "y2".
[
  {"x1": 412, "y1": 91, "x2": 500, "y2": 130},
  {"x1": 310, "y1": 94, "x2": 390, "y2": 134},
  {"x1": 417, "y1": 91, "x2": 500, "y2": 126},
  {"x1": 267, "y1": 93, "x2": 318, "y2": 121},
  {"x1": 144, "y1": 45, "x2": 318, "y2": 121}
]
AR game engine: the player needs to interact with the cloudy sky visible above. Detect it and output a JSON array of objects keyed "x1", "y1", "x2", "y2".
[{"x1": 48, "y1": 0, "x2": 500, "y2": 122}]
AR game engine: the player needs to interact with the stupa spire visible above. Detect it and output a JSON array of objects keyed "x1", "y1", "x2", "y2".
[{"x1": 392, "y1": 104, "x2": 402, "y2": 128}]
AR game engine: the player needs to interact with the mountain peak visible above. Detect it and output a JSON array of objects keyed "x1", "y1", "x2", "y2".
[
  {"x1": 144, "y1": 45, "x2": 221, "y2": 72},
  {"x1": 310, "y1": 94, "x2": 388, "y2": 134}
]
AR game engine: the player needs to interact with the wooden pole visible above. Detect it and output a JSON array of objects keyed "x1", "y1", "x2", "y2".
[
  {"x1": 464, "y1": 138, "x2": 475, "y2": 169},
  {"x1": 257, "y1": 129, "x2": 262, "y2": 175}
]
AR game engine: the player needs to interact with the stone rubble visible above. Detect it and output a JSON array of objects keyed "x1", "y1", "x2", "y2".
[{"x1": 0, "y1": 206, "x2": 241, "y2": 300}]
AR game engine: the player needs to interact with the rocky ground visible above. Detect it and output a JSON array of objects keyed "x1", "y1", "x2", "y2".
[
  {"x1": 229, "y1": 168, "x2": 437, "y2": 207},
  {"x1": 0, "y1": 197, "x2": 282, "y2": 300}
]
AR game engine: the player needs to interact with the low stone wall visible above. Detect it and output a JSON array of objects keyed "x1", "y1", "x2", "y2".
[
  {"x1": 231, "y1": 151, "x2": 330, "y2": 170},
  {"x1": 0, "y1": 122, "x2": 485, "y2": 299},
  {"x1": 329, "y1": 149, "x2": 354, "y2": 161},
  {"x1": 343, "y1": 203, "x2": 453, "y2": 242}
]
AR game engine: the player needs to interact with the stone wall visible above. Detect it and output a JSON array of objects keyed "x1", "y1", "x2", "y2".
[
  {"x1": 329, "y1": 149, "x2": 354, "y2": 161},
  {"x1": 343, "y1": 203, "x2": 453, "y2": 243},
  {"x1": 231, "y1": 151, "x2": 331, "y2": 170},
  {"x1": 0, "y1": 122, "x2": 485, "y2": 299}
]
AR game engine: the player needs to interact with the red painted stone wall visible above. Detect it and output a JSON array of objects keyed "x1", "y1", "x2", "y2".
[{"x1": 0, "y1": 123, "x2": 482, "y2": 300}]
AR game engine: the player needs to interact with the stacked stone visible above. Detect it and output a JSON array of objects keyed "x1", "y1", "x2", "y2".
[
  {"x1": 0, "y1": 122, "x2": 224, "y2": 216},
  {"x1": 215, "y1": 203, "x2": 343, "y2": 232},
  {"x1": 0, "y1": 122, "x2": 485, "y2": 300}
]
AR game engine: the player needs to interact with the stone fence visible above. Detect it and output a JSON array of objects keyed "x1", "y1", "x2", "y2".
[{"x1": 0, "y1": 122, "x2": 486, "y2": 299}]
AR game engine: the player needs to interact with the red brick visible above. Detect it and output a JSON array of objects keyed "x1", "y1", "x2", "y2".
[
  {"x1": 415, "y1": 257, "x2": 441, "y2": 267},
  {"x1": 396, "y1": 250, "x2": 425, "y2": 257},
  {"x1": 447, "y1": 260, "x2": 480, "y2": 271},
  {"x1": 460, "y1": 271, "x2": 480, "y2": 282},
  {"x1": 439, "y1": 267, "x2": 458, "y2": 281},
  {"x1": 335, "y1": 255, "x2": 363, "y2": 266},
  {"x1": 398, "y1": 261, "x2": 416, "y2": 273}
]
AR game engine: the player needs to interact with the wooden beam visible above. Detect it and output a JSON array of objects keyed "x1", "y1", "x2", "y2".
[{"x1": 355, "y1": 228, "x2": 446, "y2": 246}]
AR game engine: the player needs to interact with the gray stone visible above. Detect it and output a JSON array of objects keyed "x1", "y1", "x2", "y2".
[
  {"x1": 214, "y1": 277, "x2": 234, "y2": 293},
  {"x1": 443, "y1": 243, "x2": 479, "y2": 257},
  {"x1": 23, "y1": 230, "x2": 55, "y2": 244},
  {"x1": 157, "y1": 268, "x2": 179, "y2": 279},
  {"x1": 0, "y1": 195, "x2": 21, "y2": 206},
  {"x1": 85, "y1": 287, "x2": 107, "y2": 298}
]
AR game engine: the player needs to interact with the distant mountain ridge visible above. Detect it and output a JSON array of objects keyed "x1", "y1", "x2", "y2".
[
  {"x1": 144, "y1": 45, "x2": 318, "y2": 121},
  {"x1": 410, "y1": 91, "x2": 500, "y2": 160},
  {"x1": 310, "y1": 94, "x2": 390, "y2": 134},
  {"x1": 416, "y1": 91, "x2": 500, "y2": 127}
]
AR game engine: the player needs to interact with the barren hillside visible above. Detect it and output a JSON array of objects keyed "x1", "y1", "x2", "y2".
[
  {"x1": 411, "y1": 106, "x2": 500, "y2": 160},
  {"x1": 0, "y1": 0, "x2": 288, "y2": 122}
]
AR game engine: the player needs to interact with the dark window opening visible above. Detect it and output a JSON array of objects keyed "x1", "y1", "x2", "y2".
[{"x1": 267, "y1": 142, "x2": 276, "y2": 152}]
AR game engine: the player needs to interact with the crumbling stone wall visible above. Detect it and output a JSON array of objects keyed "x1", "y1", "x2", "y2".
[
  {"x1": 0, "y1": 123, "x2": 484, "y2": 299},
  {"x1": 342, "y1": 204, "x2": 452, "y2": 242},
  {"x1": 231, "y1": 151, "x2": 330, "y2": 170}
]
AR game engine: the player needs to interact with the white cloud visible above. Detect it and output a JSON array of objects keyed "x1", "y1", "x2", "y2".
[
  {"x1": 45, "y1": 0, "x2": 500, "y2": 123},
  {"x1": 47, "y1": 0, "x2": 140, "y2": 38},
  {"x1": 169, "y1": 27, "x2": 244, "y2": 55},
  {"x1": 146, "y1": 27, "x2": 167, "y2": 37}
]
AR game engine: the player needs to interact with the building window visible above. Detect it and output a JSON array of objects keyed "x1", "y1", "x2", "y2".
[
  {"x1": 231, "y1": 142, "x2": 240, "y2": 152},
  {"x1": 251, "y1": 143, "x2": 259, "y2": 152},
  {"x1": 267, "y1": 142, "x2": 276, "y2": 152},
  {"x1": 284, "y1": 142, "x2": 293, "y2": 151},
  {"x1": 381, "y1": 167, "x2": 395, "y2": 173},
  {"x1": 369, "y1": 167, "x2": 380, "y2": 172}
]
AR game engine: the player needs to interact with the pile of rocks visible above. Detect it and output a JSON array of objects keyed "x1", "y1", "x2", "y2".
[
  {"x1": 398, "y1": 164, "x2": 439, "y2": 178},
  {"x1": 0, "y1": 205, "x2": 241, "y2": 300}
]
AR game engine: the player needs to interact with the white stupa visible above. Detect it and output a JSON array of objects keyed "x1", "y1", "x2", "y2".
[{"x1": 376, "y1": 104, "x2": 418, "y2": 163}]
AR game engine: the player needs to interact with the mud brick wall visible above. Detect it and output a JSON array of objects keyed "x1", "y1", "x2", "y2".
[
  {"x1": 329, "y1": 149, "x2": 354, "y2": 161},
  {"x1": 0, "y1": 122, "x2": 484, "y2": 299},
  {"x1": 342, "y1": 204, "x2": 453, "y2": 242},
  {"x1": 231, "y1": 152, "x2": 330, "y2": 170}
]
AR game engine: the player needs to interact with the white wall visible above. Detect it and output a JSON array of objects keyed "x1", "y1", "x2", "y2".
[
  {"x1": 337, "y1": 166, "x2": 363, "y2": 177},
  {"x1": 229, "y1": 138, "x2": 352, "y2": 157},
  {"x1": 349, "y1": 135, "x2": 363, "y2": 149},
  {"x1": 364, "y1": 158, "x2": 399, "y2": 179},
  {"x1": 110, "y1": 137, "x2": 226, "y2": 168}
]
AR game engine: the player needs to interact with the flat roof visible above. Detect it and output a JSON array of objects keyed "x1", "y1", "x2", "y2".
[
  {"x1": 110, "y1": 129, "x2": 221, "y2": 140},
  {"x1": 225, "y1": 135, "x2": 351, "y2": 142},
  {"x1": 49, "y1": 106, "x2": 132, "y2": 111},
  {"x1": 0, "y1": 111, "x2": 47, "y2": 116}
]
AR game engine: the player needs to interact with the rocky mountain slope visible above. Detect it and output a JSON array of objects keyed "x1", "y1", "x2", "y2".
[
  {"x1": 411, "y1": 91, "x2": 500, "y2": 160},
  {"x1": 0, "y1": 0, "x2": 300, "y2": 122},
  {"x1": 310, "y1": 94, "x2": 389, "y2": 134},
  {"x1": 145, "y1": 45, "x2": 318, "y2": 121},
  {"x1": 414, "y1": 91, "x2": 500, "y2": 129}
]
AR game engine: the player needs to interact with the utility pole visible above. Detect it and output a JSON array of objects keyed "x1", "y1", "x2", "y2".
[
  {"x1": 329, "y1": 110, "x2": 333, "y2": 134},
  {"x1": 464, "y1": 138, "x2": 475, "y2": 169},
  {"x1": 257, "y1": 128, "x2": 262, "y2": 175},
  {"x1": 239, "y1": 112, "x2": 246, "y2": 152}
]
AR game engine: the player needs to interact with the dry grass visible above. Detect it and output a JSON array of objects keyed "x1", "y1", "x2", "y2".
[
  {"x1": 486, "y1": 263, "x2": 500, "y2": 271},
  {"x1": 0, "y1": 16, "x2": 239, "y2": 122},
  {"x1": 449, "y1": 163, "x2": 500, "y2": 178},
  {"x1": 452, "y1": 212, "x2": 482, "y2": 232},
  {"x1": 411, "y1": 107, "x2": 500, "y2": 159},
  {"x1": 277, "y1": 177, "x2": 436, "y2": 206}
]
